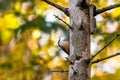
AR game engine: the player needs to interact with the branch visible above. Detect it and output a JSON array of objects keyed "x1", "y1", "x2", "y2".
[
  {"x1": 91, "y1": 33, "x2": 120, "y2": 60},
  {"x1": 42, "y1": 0, "x2": 69, "y2": 16},
  {"x1": 91, "y1": 53, "x2": 120, "y2": 64},
  {"x1": 96, "y1": 3, "x2": 120, "y2": 15},
  {"x1": 54, "y1": 15, "x2": 72, "y2": 29},
  {"x1": 50, "y1": 70, "x2": 68, "y2": 72}
]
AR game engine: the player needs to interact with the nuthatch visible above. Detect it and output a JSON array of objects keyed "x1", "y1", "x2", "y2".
[{"x1": 58, "y1": 37, "x2": 69, "y2": 55}]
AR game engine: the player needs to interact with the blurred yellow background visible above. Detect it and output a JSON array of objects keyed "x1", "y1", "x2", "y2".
[{"x1": 0, "y1": 0, "x2": 120, "y2": 80}]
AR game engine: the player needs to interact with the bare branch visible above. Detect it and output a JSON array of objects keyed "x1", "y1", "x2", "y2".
[
  {"x1": 91, "y1": 33, "x2": 120, "y2": 60},
  {"x1": 50, "y1": 70, "x2": 68, "y2": 72},
  {"x1": 54, "y1": 15, "x2": 72, "y2": 29},
  {"x1": 96, "y1": 3, "x2": 120, "y2": 15},
  {"x1": 42, "y1": 0, "x2": 69, "y2": 16},
  {"x1": 91, "y1": 53, "x2": 120, "y2": 64}
]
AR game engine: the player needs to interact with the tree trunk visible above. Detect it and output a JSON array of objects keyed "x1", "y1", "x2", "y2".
[{"x1": 68, "y1": 0, "x2": 91, "y2": 80}]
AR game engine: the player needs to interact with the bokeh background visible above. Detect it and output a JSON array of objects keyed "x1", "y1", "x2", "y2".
[{"x1": 0, "y1": 0, "x2": 120, "y2": 80}]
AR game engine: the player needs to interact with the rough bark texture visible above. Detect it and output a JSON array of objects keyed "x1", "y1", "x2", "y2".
[{"x1": 69, "y1": 0, "x2": 90, "y2": 80}]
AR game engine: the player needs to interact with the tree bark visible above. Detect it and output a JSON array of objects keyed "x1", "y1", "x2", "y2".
[{"x1": 68, "y1": 0, "x2": 91, "y2": 80}]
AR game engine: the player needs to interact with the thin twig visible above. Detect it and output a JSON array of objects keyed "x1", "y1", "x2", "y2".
[
  {"x1": 91, "y1": 53, "x2": 120, "y2": 64},
  {"x1": 54, "y1": 15, "x2": 72, "y2": 29},
  {"x1": 50, "y1": 70, "x2": 69, "y2": 72},
  {"x1": 91, "y1": 33, "x2": 120, "y2": 60},
  {"x1": 65, "y1": 57, "x2": 70, "y2": 62},
  {"x1": 96, "y1": 3, "x2": 120, "y2": 15},
  {"x1": 42, "y1": 0, "x2": 69, "y2": 16},
  {"x1": 71, "y1": 67, "x2": 77, "y2": 75}
]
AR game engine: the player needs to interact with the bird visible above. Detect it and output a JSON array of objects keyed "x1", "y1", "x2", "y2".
[{"x1": 58, "y1": 37, "x2": 69, "y2": 55}]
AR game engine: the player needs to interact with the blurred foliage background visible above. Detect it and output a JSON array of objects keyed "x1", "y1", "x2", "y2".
[{"x1": 0, "y1": 0, "x2": 120, "y2": 80}]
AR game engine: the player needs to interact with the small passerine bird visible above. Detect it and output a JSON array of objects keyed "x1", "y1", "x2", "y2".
[{"x1": 58, "y1": 37, "x2": 69, "y2": 55}]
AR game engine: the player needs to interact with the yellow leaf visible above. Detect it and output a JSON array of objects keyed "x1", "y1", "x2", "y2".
[
  {"x1": 0, "y1": 18, "x2": 6, "y2": 30},
  {"x1": 111, "y1": 7, "x2": 120, "y2": 18},
  {"x1": 0, "y1": 14, "x2": 20, "y2": 29},
  {"x1": 15, "y1": 1, "x2": 21, "y2": 12}
]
